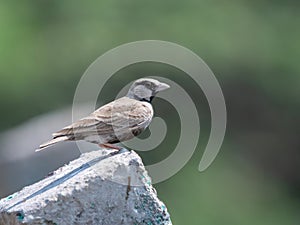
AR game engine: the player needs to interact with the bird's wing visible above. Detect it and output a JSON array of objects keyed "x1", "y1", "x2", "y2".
[
  {"x1": 52, "y1": 116, "x2": 104, "y2": 138},
  {"x1": 53, "y1": 97, "x2": 153, "y2": 139},
  {"x1": 93, "y1": 97, "x2": 153, "y2": 131}
]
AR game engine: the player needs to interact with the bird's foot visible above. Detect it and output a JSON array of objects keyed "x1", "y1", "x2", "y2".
[{"x1": 99, "y1": 143, "x2": 123, "y2": 150}]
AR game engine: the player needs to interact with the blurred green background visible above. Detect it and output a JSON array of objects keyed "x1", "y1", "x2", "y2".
[{"x1": 1, "y1": 1, "x2": 300, "y2": 224}]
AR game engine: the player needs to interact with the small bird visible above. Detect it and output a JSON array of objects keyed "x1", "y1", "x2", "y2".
[{"x1": 37, "y1": 78, "x2": 170, "y2": 152}]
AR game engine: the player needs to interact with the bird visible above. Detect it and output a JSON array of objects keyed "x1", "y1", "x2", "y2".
[{"x1": 36, "y1": 78, "x2": 170, "y2": 152}]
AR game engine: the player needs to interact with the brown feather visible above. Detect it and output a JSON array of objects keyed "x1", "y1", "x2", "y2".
[
  {"x1": 37, "y1": 97, "x2": 153, "y2": 151},
  {"x1": 36, "y1": 78, "x2": 169, "y2": 151}
]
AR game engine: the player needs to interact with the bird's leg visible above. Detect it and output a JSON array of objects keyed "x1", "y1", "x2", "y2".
[{"x1": 99, "y1": 143, "x2": 123, "y2": 150}]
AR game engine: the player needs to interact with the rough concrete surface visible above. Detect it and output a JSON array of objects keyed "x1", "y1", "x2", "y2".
[{"x1": 0, "y1": 149, "x2": 172, "y2": 225}]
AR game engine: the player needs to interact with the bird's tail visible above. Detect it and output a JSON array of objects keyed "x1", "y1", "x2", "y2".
[{"x1": 36, "y1": 136, "x2": 69, "y2": 152}]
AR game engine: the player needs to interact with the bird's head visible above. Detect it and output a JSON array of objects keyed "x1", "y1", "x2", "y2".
[{"x1": 127, "y1": 78, "x2": 170, "y2": 102}]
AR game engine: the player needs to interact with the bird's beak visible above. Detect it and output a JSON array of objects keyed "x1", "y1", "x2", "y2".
[{"x1": 157, "y1": 82, "x2": 170, "y2": 92}]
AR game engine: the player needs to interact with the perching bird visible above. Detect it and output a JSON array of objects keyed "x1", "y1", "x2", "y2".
[{"x1": 37, "y1": 78, "x2": 170, "y2": 151}]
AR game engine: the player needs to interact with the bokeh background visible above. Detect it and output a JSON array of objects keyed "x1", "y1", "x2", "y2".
[{"x1": 1, "y1": 1, "x2": 300, "y2": 224}]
